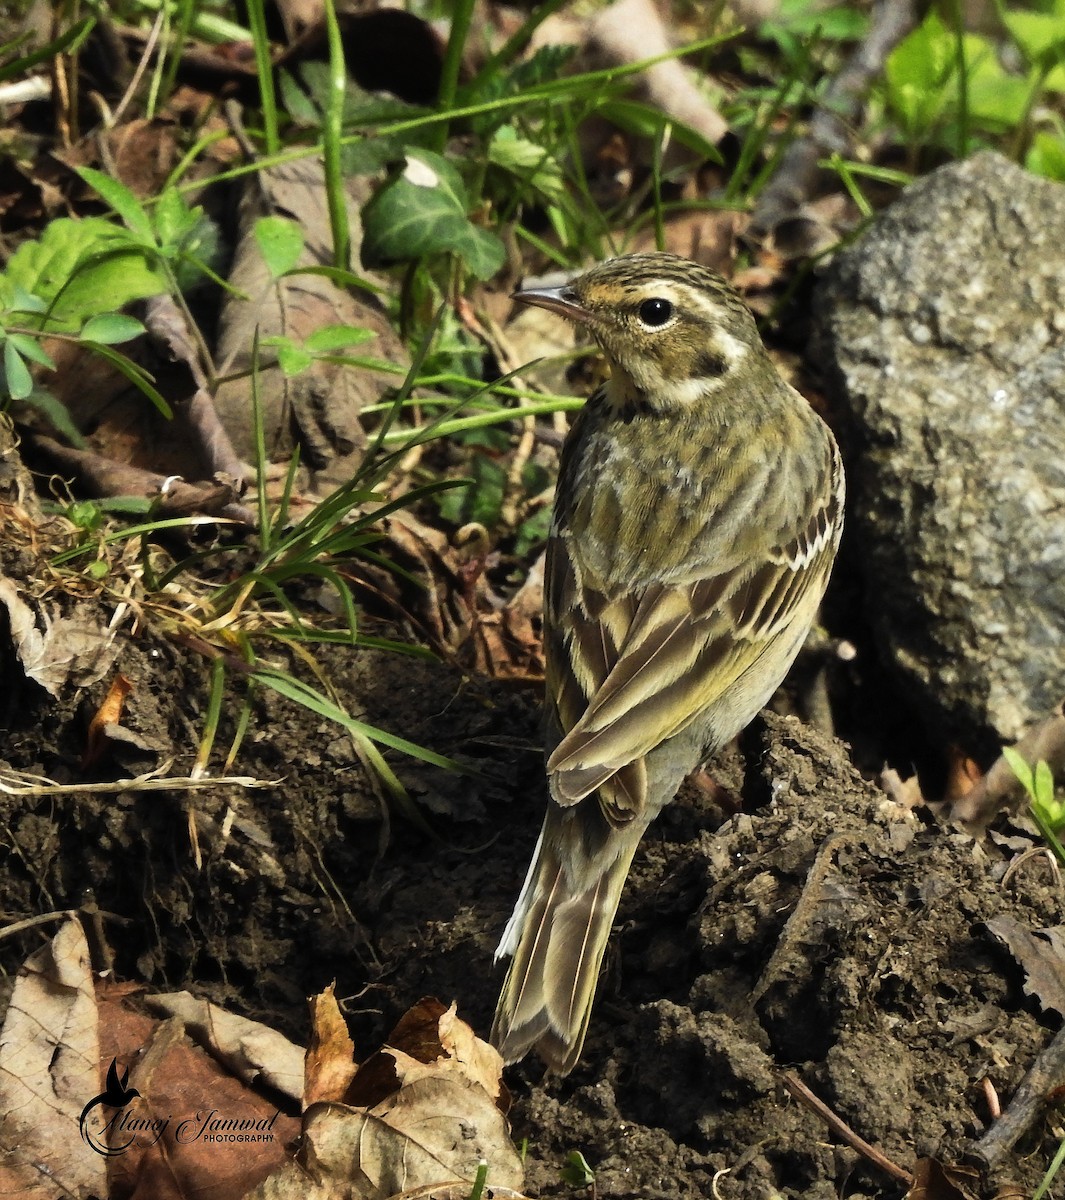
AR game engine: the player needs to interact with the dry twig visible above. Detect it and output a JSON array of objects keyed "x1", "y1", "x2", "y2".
[
  {"x1": 780, "y1": 1070, "x2": 914, "y2": 1185},
  {"x1": 970, "y1": 1023, "x2": 1065, "y2": 1169},
  {"x1": 750, "y1": 0, "x2": 919, "y2": 238}
]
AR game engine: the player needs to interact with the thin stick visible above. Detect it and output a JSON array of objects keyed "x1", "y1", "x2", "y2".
[
  {"x1": 780, "y1": 1070, "x2": 914, "y2": 1186},
  {"x1": 970, "y1": 1024, "x2": 1065, "y2": 1169},
  {"x1": 751, "y1": 0, "x2": 919, "y2": 236}
]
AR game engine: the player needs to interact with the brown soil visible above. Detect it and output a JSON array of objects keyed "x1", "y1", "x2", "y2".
[{"x1": 1, "y1": 584, "x2": 1060, "y2": 1198}]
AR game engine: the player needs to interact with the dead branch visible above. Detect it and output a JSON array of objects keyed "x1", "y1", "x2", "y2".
[
  {"x1": 969, "y1": 1022, "x2": 1065, "y2": 1169},
  {"x1": 29, "y1": 433, "x2": 254, "y2": 524},
  {"x1": 750, "y1": 0, "x2": 920, "y2": 239}
]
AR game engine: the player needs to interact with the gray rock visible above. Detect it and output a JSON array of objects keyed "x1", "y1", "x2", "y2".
[{"x1": 814, "y1": 152, "x2": 1065, "y2": 750}]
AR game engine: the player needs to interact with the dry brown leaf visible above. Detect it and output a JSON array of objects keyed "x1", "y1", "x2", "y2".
[
  {"x1": 985, "y1": 917, "x2": 1065, "y2": 1017},
  {"x1": 305, "y1": 983, "x2": 357, "y2": 1107},
  {"x1": 0, "y1": 918, "x2": 106, "y2": 1197},
  {"x1": 302, "y1": 1076, "x2": 522, "y2": 1200},
  {"x1": 100, "y1": 1016, "x2": 299, "y2": 1198},
  {"x1": 212, "y1": 159, "x2": 408, "y2": 494},
  {"x1": 81, "y1": 671, "x2": 133, "y2": 769},
  {"x1": 0, "y1": 576, "x2": 121, "y2": 696},
  {"x1": 145, "y1": 990, "x2": 305, "y2": 1100},
  {"x1": 906, "y1": 1157, "x2": 981, "y2": 1199},
  {"x1": 249, "y1": 999, "x2": 522, "y2": 1199},
  {"x1": 389, "y1": 1001, "x2": 505, "y2": 1106}
]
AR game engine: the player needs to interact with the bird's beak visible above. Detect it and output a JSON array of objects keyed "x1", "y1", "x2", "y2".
[{"x1": 512, "y1": 284, "x2": 596, "y2": 327}]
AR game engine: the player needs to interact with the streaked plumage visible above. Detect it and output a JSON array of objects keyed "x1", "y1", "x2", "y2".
[{"x1": 492, "y1": 252, "x2": 844, "y2": 1073}]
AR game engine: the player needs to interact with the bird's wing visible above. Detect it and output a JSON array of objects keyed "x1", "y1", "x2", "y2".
[{"x1": 545, "y1": 448, "x2": 843, "y2": 821}]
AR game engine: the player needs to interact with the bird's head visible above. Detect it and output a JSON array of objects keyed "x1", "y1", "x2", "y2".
[{"x1": 513, "y1": 252, "x2": 764, "y2": 410}]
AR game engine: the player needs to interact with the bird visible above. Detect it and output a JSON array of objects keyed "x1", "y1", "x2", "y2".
[{"x1": 491, "y1": 252, "x2": 845, "y2": 1074}]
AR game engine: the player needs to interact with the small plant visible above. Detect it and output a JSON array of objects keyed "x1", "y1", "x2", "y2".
[
  {"x1": 467, "y1": 1159, "x2": 489, "y2": 1200},
  {"x1": 880, "y1": 5, "x2": 1065, "y2": 173},
  {"x1": 1033, "y1": 1120, "x2": 1065, "y2": 1200},
  {"x1": 561, "y1": 1148, "x2": 596, "y2": 1195},
  {"x1": 1002, "y1": 747, "x2": 1065, "y2": 864}
]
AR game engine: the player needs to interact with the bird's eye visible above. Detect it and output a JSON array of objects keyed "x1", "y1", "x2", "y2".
[{"x1": 637, "y1": 297, "x2": 674, "y2": 327}]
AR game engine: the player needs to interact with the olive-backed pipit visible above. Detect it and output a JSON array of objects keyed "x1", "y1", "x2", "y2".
[{"x1": 491, "y1": 252, "x2": 845, "y2": 1074}]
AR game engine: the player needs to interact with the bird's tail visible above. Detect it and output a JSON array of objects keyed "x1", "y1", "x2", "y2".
[{"x1": 491, "y1": 822, "x2": 639, "y2": 1074}]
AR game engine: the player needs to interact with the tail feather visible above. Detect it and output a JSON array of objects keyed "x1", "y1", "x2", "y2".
[{"x1": 492, "y1": 827, "x2": 639, "y2": 1074}]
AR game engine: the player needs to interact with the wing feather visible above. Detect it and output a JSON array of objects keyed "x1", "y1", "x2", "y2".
[{"x1": 545, "y1": 438, "x2": 843, "y2": 814}]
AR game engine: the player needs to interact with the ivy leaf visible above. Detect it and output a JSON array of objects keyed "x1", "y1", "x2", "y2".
[
  {"x1": 4, "y1": 217, "x2": 165, "y2": 329},
  {"x1": 361, "y1": 150, "x2": 505, "y2": 280}
]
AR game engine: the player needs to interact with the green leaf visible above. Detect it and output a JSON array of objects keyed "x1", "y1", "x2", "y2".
[
  {"x1": 1026, "y1": 131, "x2": 1065, "y2": 180},
  {"x1": 277, "y1": 67, "x2": 321, "y2": 126},
  {"x1": 18, "y1": 386, "x2": 86, "y2": 446},
  {"x1": 75, "y1": 166, "x2": 154, "y2": 242},
  {"x1": 3, "y1": 217, "x2": 166, "y2": 329},
  {"x1": 598, "y1": 99, "x2": 724, "y2": 164},
  {"x1": 1031, "y1": 758, "x2": 1055, "y2": 806},
  {"x1": 56, "y1": 247, "x2": 165, "y2": 330},
  {"x1": 153, "y1": 187, "x2": 199, "y2": 251},
  {"x1": 561, "y1": 1151, "x2": 595, "y2": 1187},
  {"x1": 514, "y1": 504, "x2": 552, "y2": 558},
  {"x1": 304, "y1": 323, "x2": 375, "y2": 353},
  {"x1": 255, "y1": 215, "x2": 305, "y2": 277},
  {"x1": 276, "y1": 341, "x2": 314, "y2": 376},
  {"x1": 361, "y1": 150, "x2": 506, "y2": 280},
  {"x1": 885, "y1": 12, "x2": 956, "y2": 136},
  {"x1": 6, "y1": 332, "x2": 55, "y2": 369},
  {"x1": 1004, "y1": 11, "x2": 1065, "y2": 65},
  {"x1": 1002, "y1": 746, "x2": 1035, "y2": 799},
  {"x1": 965, "y1": 42, "x2": 1029, "y2": 130},
  {"x1": 80, "y1": 313, "x2": 146, "y2": 345},
  {"x1": 487, "y1": 127, "x2": 567, "y2": 203},
  {"x1": 67, "y1": 499, "x2": 103, "y2": 530},
  {"x1": 3, "y1": 339, "x2": 32, "y2": 399},
  {"x1": 10, "y1": 284, "x2": 46, "y2": 314},
  {"x1": 765, "y1": 1, "x2": 868, "y2": 40}
]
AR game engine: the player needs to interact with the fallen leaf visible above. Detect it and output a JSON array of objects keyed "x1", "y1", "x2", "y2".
[
  {"x1": 305, "y1": 984, "x2": 357, "y2": 1107},
  {"x1": 145, "y1": 990, "x2": 305, "y2": 1100},
  {"x1": 906, "y1": 1157, "x2": 981, "y2": 1199},
  {"x1": 213, "y1": 159, "x2": 408, "y2": 494},
  {"x1": 81, "y1": 671, "x2": 133, "y2": 768},
  {"x1": 0, "y1": 918, "x2": 106, "y2": 1197},
  {"x1": 250, "y1": 999, "x2": 523, "y2": 1199},
  {"x1": 304, "y1": 1076, "x2": 522, "y2": 1200},
  {"x1": 985, "y1": 916, "x2": 1065, "y2": 1016},
  {"x1": 0, "y1": 576, "x2": 121, "y2": 696}
]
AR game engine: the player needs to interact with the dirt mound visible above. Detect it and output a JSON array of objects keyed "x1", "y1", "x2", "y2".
[{"x1": 0, "y1": 633, "x2": 1058, "y2": 1198}]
